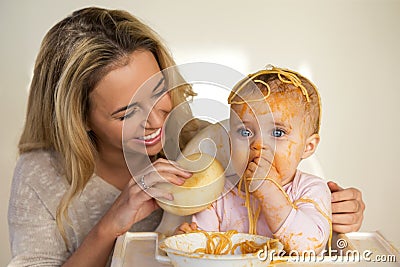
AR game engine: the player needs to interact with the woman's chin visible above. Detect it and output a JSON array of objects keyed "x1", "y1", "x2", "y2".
[
  {"x1": 124, "y1": 146, "x2": 162, "y2": 158},
  {"x1": 145, "y1": 142, "x2": 163, "y2": 156},
  {"x1": 124, "y1": 138, "x2": 163, "y2": 156}
]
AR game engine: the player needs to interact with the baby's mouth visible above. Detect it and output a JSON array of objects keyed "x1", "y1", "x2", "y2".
[{"x1": 248, "y1": 152, "x2": 261, "y2": 166}]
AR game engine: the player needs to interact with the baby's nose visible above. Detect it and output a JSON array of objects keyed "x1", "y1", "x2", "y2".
[{"x1": 251, "y1": 141, "x2": 263, "y2": 151}]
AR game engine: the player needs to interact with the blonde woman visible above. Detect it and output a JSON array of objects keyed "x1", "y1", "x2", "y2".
[{"x1": 8, "y1": 7, "x2": 365, "y2": 267}]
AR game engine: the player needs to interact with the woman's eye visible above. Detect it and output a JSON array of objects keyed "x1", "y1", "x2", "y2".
[
  {"x1": 272, "y1": 129, "x2": 285, "y2": 138},
  {"x1": 238, "y1": 128, "x2": 253, "y2": 137},
  {"x1": 119, "y1": 109, "x2": 138, "y2": 121}
]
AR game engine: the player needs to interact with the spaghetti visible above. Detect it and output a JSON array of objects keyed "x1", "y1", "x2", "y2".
[
  {"x1": 193, "y1": 230, "x2": 280, "y2": 255},
  {"x1": 227, "y1": 65, "x2": 322, "y2": 133}
]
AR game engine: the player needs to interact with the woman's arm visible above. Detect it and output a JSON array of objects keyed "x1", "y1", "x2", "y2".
[
  {"x1": 328, "y1": 181, "x2": 365, "y2": 233},
  {"x1": 8, "y1": 155, "x2": 191, "y2": 267},
  {"x1": 61, "y1": 221, "x2": 118, "y2": 267},
  {"x1": 8, "y1": 165, "x2": 159, "y2": 267},
  {"x1": 62, "y1": 158, "x2": 192, "y2": 267},
  {"x1": 62, "y1": 179, "x2": 159, "y2": 267}
]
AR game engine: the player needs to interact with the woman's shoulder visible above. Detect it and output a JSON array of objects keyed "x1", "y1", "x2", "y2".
[
  {"x1": 12, "y1": 149, "x2": 68, "y2": 195},
  {"x1": 9, "y1": 150, "x2": 68, "y2": 219},
  {"x1": 17, "y1": 149, "x2": 56, "y2": 165}
]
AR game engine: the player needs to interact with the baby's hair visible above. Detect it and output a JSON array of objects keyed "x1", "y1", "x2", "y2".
[{"x1": 228, "y1": 66, "x2": 321, "y2": 135}]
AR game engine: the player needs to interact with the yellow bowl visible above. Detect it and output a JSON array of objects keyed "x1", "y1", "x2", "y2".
[{"x1": 155, "y1": 153, "x2": 225, "y2": 216}]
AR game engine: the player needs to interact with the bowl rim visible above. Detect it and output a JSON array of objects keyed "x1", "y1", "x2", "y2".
[{"x1": 159, "y1": 232, "x2": 272, "y2": 260}]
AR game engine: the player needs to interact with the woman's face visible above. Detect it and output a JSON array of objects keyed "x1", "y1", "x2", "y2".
[{"x1": 88, "y1": 50, "x2": 172, "y2": 158}]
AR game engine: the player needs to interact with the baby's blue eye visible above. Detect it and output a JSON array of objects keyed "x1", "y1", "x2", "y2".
[
  {"x1": 272, "y1": 129, "x2": 285, "y2": 137},
  {"x1": 238, "y1": 128, "x2": 253, "y2": 137}
]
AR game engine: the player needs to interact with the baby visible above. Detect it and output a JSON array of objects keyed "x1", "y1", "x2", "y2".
[{"x1": 176, "y1": 66, "x2": 332, "y2": 255}]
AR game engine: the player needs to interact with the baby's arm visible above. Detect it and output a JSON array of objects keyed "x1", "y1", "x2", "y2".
[
  {"x1": 247, "y1": 151, "x2": 331, "y2": 254},
  {"x1": 191, "y1": 180, "x2": 240, "y2": 232},
  {"x1": 254, "y1": 177, "x2": 331, "y2": 254},
  {"x1": 191, "y1": 202, "x2": 221, "y2": 232},
  {"x1": 246, "y1": 154, "x2": 294, "y2": 234},
  {"x1": 252, "y1": 179, "x2": 293, "y2": 232}
]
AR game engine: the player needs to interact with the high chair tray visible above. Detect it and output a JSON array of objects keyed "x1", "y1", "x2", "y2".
[
  {"x1": 111, "y1": 232, "x2": 171, "y2": 267},
  {"x1": 111, "y1": 231, "x2": 399, "y2": 266}
]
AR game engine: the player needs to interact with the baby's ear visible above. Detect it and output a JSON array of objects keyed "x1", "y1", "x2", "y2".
[{"x1": 301, "y1": 133, "x2": 320, "y2": 159}]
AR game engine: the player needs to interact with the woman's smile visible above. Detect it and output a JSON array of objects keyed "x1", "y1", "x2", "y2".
[{"x1": 135, "y1": 128, "x2": 162, "y2": 146}]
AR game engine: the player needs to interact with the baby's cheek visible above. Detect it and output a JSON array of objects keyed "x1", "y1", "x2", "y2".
[
  {"x1": 230, "y1": 140, "x2": 249, "y2": 177},
  {"x1": 273, "y1": 154, "x2": 290, "y2": 174},
  {"x1": 273, "y1": 144, "x2": 302, "y2": 178}
]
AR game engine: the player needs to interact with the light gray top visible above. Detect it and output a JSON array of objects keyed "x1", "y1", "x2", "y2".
[{"x1": 8, "y1": 150, "x2": 163, "y2": 266}]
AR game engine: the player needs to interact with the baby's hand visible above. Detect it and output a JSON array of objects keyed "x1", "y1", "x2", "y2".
[
  {"x1": 245, "y1": 147, "x2": 281, "y2": 192},
  {"x1": 173, "y1": 222, "x2": 198, "y2": 235}
]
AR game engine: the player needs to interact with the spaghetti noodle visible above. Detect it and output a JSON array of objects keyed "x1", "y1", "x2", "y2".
[{"x1": 193, "y1": 230, "x2": 280, "y2": 255}]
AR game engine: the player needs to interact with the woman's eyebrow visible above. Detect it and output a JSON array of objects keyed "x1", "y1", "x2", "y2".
[
  {"x1": 152, "y1": 76, "x2": 165, "y2": 93},
  {"x1": 111, "y1": 102, "x2": 138, "y2": 116},
  {"x1": 111, "y1": 76, "x2": 165, "y2": 116}
]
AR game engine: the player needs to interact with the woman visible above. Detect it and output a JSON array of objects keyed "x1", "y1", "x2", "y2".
[{"x1": 8, "y1": 7, "x2": 364, "y2": 267}]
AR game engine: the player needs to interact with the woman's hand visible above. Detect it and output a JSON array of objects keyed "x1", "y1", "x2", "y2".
[
  {"x1": 328, "y1": 181, "x2": 365, "y2": 233},
  {"x1": 98, "y1": 158, "x2": 192, "y2": 238},
  {"x1": 174, "y1": 222, "x2": 198, "y2": 235}
]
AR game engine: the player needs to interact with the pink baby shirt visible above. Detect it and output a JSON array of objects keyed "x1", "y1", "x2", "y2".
[{"x1": 192, "y1": 170, "x2": 332, "y2": 253}]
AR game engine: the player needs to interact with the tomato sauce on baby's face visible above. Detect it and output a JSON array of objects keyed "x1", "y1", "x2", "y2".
[{"x1": 229, "y1": 93, "x2": 309, "y2": 183}]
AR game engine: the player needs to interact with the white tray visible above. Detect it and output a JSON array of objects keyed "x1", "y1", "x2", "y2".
[
  {"x1": 111, "y1": 232, "x2": 172, "y2": 267},
  {"x1": 111, "y1": 231, "x2": 399, "y2": 266}
]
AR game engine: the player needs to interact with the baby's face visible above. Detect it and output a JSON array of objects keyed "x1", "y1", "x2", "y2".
[{"x1": 229, "y1": 94, "x2": 309, "y2": 182}]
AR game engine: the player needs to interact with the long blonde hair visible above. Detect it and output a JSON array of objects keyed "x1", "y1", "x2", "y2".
[{"x1": 19, "y1": 7, "x2": 201, "y2": 245}]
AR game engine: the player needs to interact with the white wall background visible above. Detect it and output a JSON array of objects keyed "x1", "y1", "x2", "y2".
[{"x1": 1, "y1": 0, "x2": 399, "y2": 265}]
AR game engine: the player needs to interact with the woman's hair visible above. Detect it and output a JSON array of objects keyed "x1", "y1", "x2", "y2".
[{"x1": 19, "y1": 7, "x2": 201, "y2": 245}]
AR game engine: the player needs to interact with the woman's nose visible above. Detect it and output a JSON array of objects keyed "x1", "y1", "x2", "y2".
[{"x1": 145, "y1": 108, "x2": 165, "y2": 129}]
